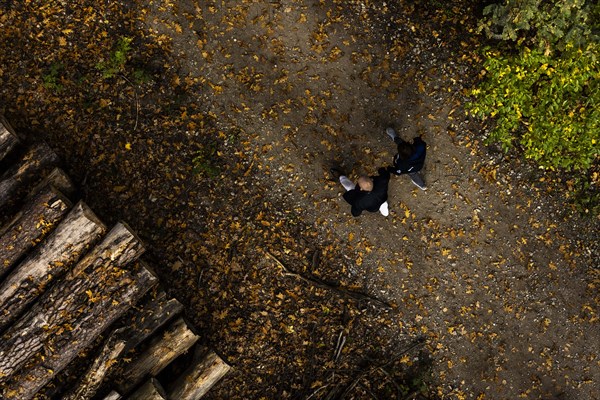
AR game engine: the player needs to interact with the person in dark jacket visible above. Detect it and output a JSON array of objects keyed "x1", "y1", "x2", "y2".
[
  {"x1": 385, "y1": 127, "x2": 427, "y2": 190},
  {"x1": 331, "y1": 167, "x2": 390, "y2": 217}
]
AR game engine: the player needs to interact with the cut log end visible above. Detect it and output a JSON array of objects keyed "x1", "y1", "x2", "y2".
[
  {"x1": 27, "y1": 168, "x2": 75, "y2": 202},
  {"x1": 102, "y1": 390, "x2": 122, "y2": 400},
  {"x1": 0, "y1": 184, "x2": 72, "y2": 279},
  {"x1": 0, "y1": 115, "x2": 20, "y2": 162},
  {"x1": 167, "y1": 350, "x2": 231, "y2": 400},
  {"x1": 128, "y1": 378, "x2": 166, "y2": 400},
  {"x1": 116, "y1": 316, "x2": 199, "y2": 394}
]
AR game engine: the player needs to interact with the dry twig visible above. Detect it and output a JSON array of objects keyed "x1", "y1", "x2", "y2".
[{"x1": 265, "y1": 251, "x2": 392, "y2": 309}]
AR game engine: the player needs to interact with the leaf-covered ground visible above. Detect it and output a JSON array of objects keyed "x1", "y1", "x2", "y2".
[{"x1": 1, "y1": 0, "x2": 599, "y2": 399}]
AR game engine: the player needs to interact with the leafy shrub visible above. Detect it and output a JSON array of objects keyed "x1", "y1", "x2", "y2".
[
  {"x1": 468, "y1": 42, "x2": 599, "y2": 172},
  {"x1": 478, "y1": 0, "x2": 597, "y2": 51},
  {"x1": 42, "y1": 62, "x2": 64, "y2": 92},
  {"x1": 573, "y1": 173, "x2": 600, "y2": 215},
  {"x1": 96, "y1": 37, "x2": 133, "y2": 78},
  {"x1": 192, "y1": 142, "x2": 220, "y2": 177}
]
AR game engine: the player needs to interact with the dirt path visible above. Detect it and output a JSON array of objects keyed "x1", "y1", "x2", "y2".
[{"x1": 150, "y1": 1, "x2": 599, "y2": 398}]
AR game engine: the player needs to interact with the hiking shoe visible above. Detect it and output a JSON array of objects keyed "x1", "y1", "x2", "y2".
[
  {"x1": 386, "y1": 127, "x2": 398, "y2": 140},
  {"x1": 409, "y1": 172, "x2": 427, "y2": 190},
  {"x1": 329, "y1": 167, "x2": 345, "y2": 181}
]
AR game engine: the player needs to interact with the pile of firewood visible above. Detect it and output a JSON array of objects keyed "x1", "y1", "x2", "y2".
[{"x1": 0, "y1": 117, "x2": 230, "y2": 400}]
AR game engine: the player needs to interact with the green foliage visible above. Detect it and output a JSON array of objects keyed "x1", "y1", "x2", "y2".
[
  {"x1": 592, "y1": 1, "x2": 600, "y2": 31},
  {"x1": 192, "y1": 142, "x2": 220, "y2": 177},
  {"x1": 96, "y1": 37, "x2": 133, "y2": 78},
  {"x1": 132, "y1": 68, "x2": 153, "y2": 84},
  {"x1": 473, "y1": 0, "x2": 600, "y2": 214},
  {"x1": 572, "y1": 174, "x2": 600, "y2": 215},
  {"x1": 42, "y1": 62, "x2": 64, "y2": 92},
  {"x1": 468, "y1": 43, "x2": 599, "y2": 172},
  {"x1": 479, "y1": 0, "x2": 597, "y2": 51}
]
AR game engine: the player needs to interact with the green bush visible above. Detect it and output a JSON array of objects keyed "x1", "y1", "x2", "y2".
[
  {"x1": 192, "y1": 142, "x2": 220, "y2": 177},
  {"x1": 468, "y1": 42, "x2": 599, "y2": 171},
  {"x1": 42, "y1": 62, "x2": 64, "y2": 92},
  {"x1": 478, "y1": 0, "x2": 597, "y2": 51},
  {"x1": 96, "y1": 37, "x2": 133, "y2": 78}
]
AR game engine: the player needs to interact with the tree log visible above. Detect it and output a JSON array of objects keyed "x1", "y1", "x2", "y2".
[
  {"x1": 61, "y1": 329, "x2": 127, "y2": 400},
  {"x1": 0, "y1": 222, "x2": 155, "y2": 400},
  {"x1": 127, "y1": 378, "x2": 166, "y2": 400},
  {"x1": 0, "y1": 184, "x2": 71, "y2": 280},
  {"x1": 116, "y1": 316, "x2": 200, "y2": 394},
  {"x1": 61, "y1": 290, "x2": 182, "y2": 400},
  {"x1": 116, "y1": 288, "x2": 184, "y2": 352},
  {"x1": 103, "y1": 390, "x2": 122, "y2": 400},
  {"x1": 0, "y1": 141, "x2": 59, "y2": 214},
  {"x1": 0, "y1": 201, "x2": 106, "y2": 332},
  {"x1": 26, "y1": 167, "x2": 75, "y2": 202},
  {"x1": 0, "y1": 115, "x2": 20, "y2": 162},
  {"x1": 167, "y1": 350, "x2": 231, "y2": 400}
]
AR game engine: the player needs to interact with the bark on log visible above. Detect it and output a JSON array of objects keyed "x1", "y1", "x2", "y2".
[
  {"x1": 0, "y1": 222, "x2": 155, "y2": 400},
  {"x1": 103, "y1": 390, "x2": 122, "y2": 400},
  {"x1": 167, "y1": 350, "x2": 231, "y2": 400},
  {"x1": 61, "y1": 290, "x2": 181, "y2": 400},
  {"x1": 62, "y1": 328, "x2": 127, "y2": 400},
  {"x1": 26, "y1": 167, "x2": 75, "y2": 202},
  {"x1": 127, "y1": 378, "x2": 166, "y2": 400},
  {"x1": 116, "y1": 289, "x2": 184, "y2": 352},
  {"x1": 0, "y1": 184, "x2": 71, "y2": 280},
  {"x1": 0, "y1": 201, "x2": 106, "y2": 332},
  {"x1": 116, "y1": 316, "x2": 200, "y2": 394},
  {"x1": 0, "y1": 141, "x2": 59, "y2": 213},
  {"x1": 0, "y1": 115, "x2": 20, "y2": 162}
]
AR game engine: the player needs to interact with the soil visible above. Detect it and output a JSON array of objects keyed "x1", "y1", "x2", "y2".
[{"x1": 0, "y1": 0, "x2": 598, "y2": 399}]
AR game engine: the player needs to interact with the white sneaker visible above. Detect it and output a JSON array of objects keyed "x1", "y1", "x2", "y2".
[{"x1": 379, "y1": 201, "x2": 389, "y2": 216}]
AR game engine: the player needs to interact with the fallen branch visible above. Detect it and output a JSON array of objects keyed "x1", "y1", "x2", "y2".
[
  {"x1": 334, "y1": 338, "x2": 425, "y2": 400},
  {"x1": 333, "y1": 330, "x2": 346, "y2": 363},
  {"x1": 120, "y1": 74, "x2": 139, "y2": 132},
  {"x1": 265, "y1": 251, "x2": 392, "y2": 309}
]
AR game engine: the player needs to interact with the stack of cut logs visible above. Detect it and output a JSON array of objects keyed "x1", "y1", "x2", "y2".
[{"x1": 0, "y1": 116, "x2": 230, "y2": 400}]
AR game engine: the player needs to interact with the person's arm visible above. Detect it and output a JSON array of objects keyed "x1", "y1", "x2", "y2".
[
  {"x1": 350, "y1": 205, "x2": 363, "y2": 217},
  {"x1": 386, "y1": 165, "x2": 398, "y2": 175},
  {"x1": 344, "y1": 190, "x2": 364, "y2": 217},
  {"x1": 377, "y1": 167, "x2": 391, "y2": 180},
  {"x1": 393, "y1": 137, "x2": 406, "y2": 145}
]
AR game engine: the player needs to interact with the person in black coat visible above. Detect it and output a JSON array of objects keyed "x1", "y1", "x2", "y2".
[
  {"x1": 385, "y1": 127, "x2": 427, "y2": 190},
  {"x1": 331, "y1": 167, "x2": 390, "y2": 217}
]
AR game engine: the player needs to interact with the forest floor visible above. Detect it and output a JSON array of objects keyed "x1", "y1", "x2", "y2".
[{"x1": 1, "y1": 0, "x2": 599, "y2": 399}]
